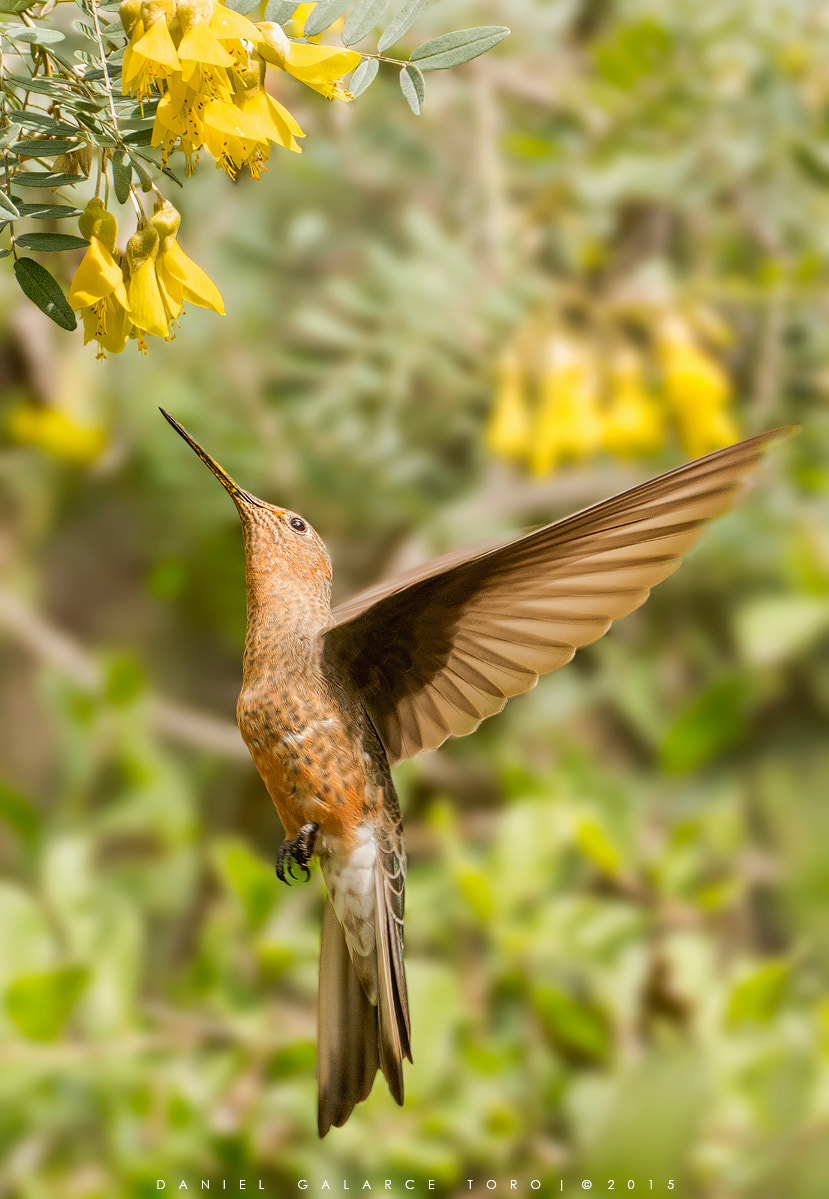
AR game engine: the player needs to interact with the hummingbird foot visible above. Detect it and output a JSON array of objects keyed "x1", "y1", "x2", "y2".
[{"x1": 276, "y1": 822, "x2": 320, "y2": 884}]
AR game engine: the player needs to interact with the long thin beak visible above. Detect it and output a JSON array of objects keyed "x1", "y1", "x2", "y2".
[{"x1": 160, "y1": 409, "x2": 262, "y2": 508}]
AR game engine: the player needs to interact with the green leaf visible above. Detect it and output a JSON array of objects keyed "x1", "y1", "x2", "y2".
[
  {"x1": 0, "y1": 191, "x2": 20, "y2": 218},
  {"x1": 348, "y1": 55, "x2": 379, "y2": 97},
  {"x1": 343, "y1": 0, "x2": 389, "y2": 45},
  {"x1": 16, "y1": 202, "x2": 83, "y2": 219},
  {"x1": 223, "y1": 0, "x2": 260, "y2": 12},
  {"x1": 15, "y1": 232, "x2": 89, "y2": 251},
  {"x1": 264, "y1": 0, "x2": 298, "y2": 19},
  {"x1": 3, "y1": 23, "x2": 65, "y2": 44},
  {"x1": 304, "y1": 0, "x2": 349, "y2": 37},
  {"x1": 792, "y1": 142, "x2": 829, "y2": 187},
  {"x1": 6, "y1": 966, "x2": 89, "y2": 1040},
  {"x1": 11, "y1": 111, "x2": 80, "y2": 136},
  {"x1": 105, "y1": 654, "x2": 145, "y2": 705},
  {"x1": 409, "y1": 25, "x2": 509, "y2": 70},
  {"x1": 0, "y1": 0, "x2": 35, "y2": 11},
  {"x1": 123, "y1": 127, "x2": 153, "y2": 146},
  {"x1": 13, "y1": 258, "x2": 77, "y2": 331},
  {"x1": 378, "y1": 0, "x2": 428, "y2": 52},
  {"x1": 0, "y1": 779, "x2": 40, "y2": 852},
  {"x1": 10, "y1": 138, "x2": 80, "y2": 158},
  {"x1": 399, "y1": 62, "x2": 424, "y2": 114},
  {"x1": 13, "y1": 171, "x2": 85, "y2": 188},
  {"x1": 532, "y1": 985, "x2": 611, "y2": 1064},
  {"x1": 112, "y1": 148, "x2": 132, "y2": 203},
  {"x1": 660, "y1": 674, "x2": 750, "y2": 774},
  {"x1": 213, "y1": 838, "x2": 276, "y2": 930},
  {"x1": 726, "y1": 961, "x2": 791, "y2": 1026}
]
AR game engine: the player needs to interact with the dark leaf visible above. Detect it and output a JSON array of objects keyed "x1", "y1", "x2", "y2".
[
  {"x1": 112, "y1": 148, "x2": 132, "y2": 203},
  {"x1": 15, "y1": 232, "x2": 89, "y2": 251},
  {"x1": 16, "y1": 202, "x2": 83, "y2": 219},
  {"x1": 13, "y1": 258, "x2": 77, "y2": 330},
  {"x1": 0, "y1": 191, "x2": 21, "y2": 219},
  {"x1": 10, "y1": 138, "x2": 80, "y2": 158},
  {"x1": 14, "y1": 171, "x2": 85, "y2": 188}
]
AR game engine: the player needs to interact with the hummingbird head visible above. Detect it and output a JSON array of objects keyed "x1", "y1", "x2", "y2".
[{"x1": 160, "y1": 410, "x2": 333, "y2": 617}]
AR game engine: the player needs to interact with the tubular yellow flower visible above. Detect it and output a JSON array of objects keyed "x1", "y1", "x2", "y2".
[
  {"x1": 485, "y1": 353, "x2": 531, "y2": 461},
  {"x1": 235, "y1": 77, "x2": 305, "y2": 153},
  {"x1": 530, "y1": 336, "x2": 603, "y2": 476},
  {"x1": 176, "y1": 0, "x2": 233, "y2": 85},
  {"x1": 203, "y1": 97, "x2": 270, "y2": 178},
  {"x1": 124, "y1": 223, "x2": 169, "y2": 343},
  {"x1": 602, "y1": 347, "x2": 664, "y2": 455},
  {"x1": 257, "y1": 24, "x2": 361, "y2": 100},
  {"x1": 68, "y1": 200, "x2": 132, "y2": 358},
  {"x1": 151, "y1": 198, "x2": 225, "y2": 319},
  {"x1": 122, "y1": 0, "x2": 180, "y2": 98}
]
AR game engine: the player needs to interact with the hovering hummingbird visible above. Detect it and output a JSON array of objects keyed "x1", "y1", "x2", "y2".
[{"x1": 161, "y1": 411, "x2": 788, "y2": 1136}]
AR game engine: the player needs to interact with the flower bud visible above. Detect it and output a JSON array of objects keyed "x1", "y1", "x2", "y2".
[
  {"x1": 78, "y1": 198, "x2": 119, "y2": 253},
  {"x1": 256, "y1": 20, "x2": 289, "y2": 66},
  {"x1": 120, "y1": 0, "x2": 142, "y2": 36},
  {"x1": 176, "y1": 0, "x2": 214, "y2": 33}
]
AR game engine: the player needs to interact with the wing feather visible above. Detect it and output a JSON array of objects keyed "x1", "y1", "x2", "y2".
[{"x1": 324, "y1": 430, "x2": 791, "y2": 762}]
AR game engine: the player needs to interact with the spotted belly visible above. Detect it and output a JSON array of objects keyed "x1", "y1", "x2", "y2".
[{"x1": 238, "y1": 710, "x2": 373, "y2": 848}]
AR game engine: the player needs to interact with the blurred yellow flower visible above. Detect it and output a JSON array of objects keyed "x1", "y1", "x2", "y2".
[
  {"x1": 602, "y1": 347, "x2": 664, "y2": 455},
  {"x1": 258, "y1": 25, "x2": 361, "y2": 100},
  {"x1": 7, "y1": 403, "x2": 107, "y2": 463},
  {"x1": 656, "y1": 313, "x2": 738, "y2": 455},
  {"x1": 68, "y1": 200, "x2": 132, "y2": 358},
  {"x1": 531, "y1": 336, "x2": 603, "y2": 476},
  {"x1": 151, "y1": 198, "x2": 225, "y2": 319},
  {"x1": 485, "y1": 354, "x2": 531, "y2": 461}
]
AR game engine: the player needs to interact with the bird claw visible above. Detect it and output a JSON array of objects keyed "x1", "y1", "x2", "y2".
[{"x1": 276, "y1": 822, "x2": 319, "y2": 885}]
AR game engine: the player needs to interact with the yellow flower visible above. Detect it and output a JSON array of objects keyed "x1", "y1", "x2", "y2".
[
  {"x1": 151, "y1": 198, "x2": 225, "y2": 319},
  {"x1": 202, "y1": 97, "x2": 270, "y2": 178},
  {"x1": 656, "y1": 313, "x2": 737, "y2": 455},
  {"x1": 124, "y1": 223, "x2": 169, "y2": 343},
  {"x1": 7, "y1": 403, "x2": 107, "y2": 463},
  {"x1": 485, "y1": 353, "x2": 531, "y2": 461},
  {"x1": 602, "y1": 347, "x2": 664, "y2": 455},
  {"x1": 235, "y1": 76, "x2": 305, "y2": 153},
  {"x1": 176, "y1": 0, "x2": 233, "y2": 86},
  {"x1": 530, "y1": 335, "x2": 603, "y2": 476},
  {"x1": 121, "y1": 0, "x2": 180, "y2": 99},
  {"x1": 68, "y1": 199, "x2": 132, "y2": 357},
  {"x1": 257, "y1": 24, "x2": 361, "y2": 99}
]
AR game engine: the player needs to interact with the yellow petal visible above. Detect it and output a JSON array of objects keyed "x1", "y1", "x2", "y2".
[
  {"x1": 133, "y1": 14, "x2": 180, "y2": 69},
  {"x1": 128, "y1": 259, "x2": 168, "y2": 336},
  {"x1": 209, "y1": 3, "x2": 262, "y2": 42},
  {"x1": 178, "y1": 19, "x2": 234, "y2": 68},
  {"x1": 68, "y1": 238, "x2": 124, "y2": 309},
  {"x1": 160, "y1": 241, "x2": 224, "y2": 313}
]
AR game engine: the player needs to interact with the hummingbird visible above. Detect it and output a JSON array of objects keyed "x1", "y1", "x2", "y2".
[{"x1": 161, "y1": 410, "x2": 788, "y2": 1136}]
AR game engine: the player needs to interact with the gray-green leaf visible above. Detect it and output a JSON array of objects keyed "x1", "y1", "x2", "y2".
[
  {"x1": 16, "y1": 202, "x2": 83, "y2": 219},
  {"x1": 0, "y1": 123, "x2": 20, "y2": 151},
  {"x1": 0, "y1": 192, "x2": 20, "y2": 219},
  {"x1": 264, "y1": 0, "x2": 298, "y2": 19},
  {"x1": 343, "y1": 0, "x2": 389, "y2": 45},
  {"x1": 377, "y1": 0, "x2": 428, "y2": 52},
  {"x1": 13, "y1": 172, "x2": 84, "y2": 188},
  {"x1": 112, "y1": 149, "x2": 132, "y2": 204},
  {"x1": 13, "y1": 258, "x2": 77, "y2": 331},
  {"x1": 11, "y1": 139, "x2": 80, "y2": 158},
  {"x1": 222, "y1": 0, "x2": 260, "y2": 12},
  {"x1": 3, "y1": 23, "x2": 65, "y2": 44},
  {"x1": 16, "y1": 232, "x2": 89, "y2": 252},
  {"x1": 348, "y1": 56, "x2": 379, "y2": 96},
  {"x1": 410, "y1": 25, "x2": 509, "y2": 70},
  {"x1": 304, "y1": 0, "x2": 349, "y2": 37},
  {"x1": 399, "y1": 62, "x2": 424, "y2": 114}
]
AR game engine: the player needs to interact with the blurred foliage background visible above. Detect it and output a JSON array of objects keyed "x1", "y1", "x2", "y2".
[{"x1": 2, "y1": 0, "x2": 829, "y2": 1195}]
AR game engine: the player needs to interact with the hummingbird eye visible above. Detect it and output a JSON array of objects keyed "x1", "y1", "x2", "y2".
[{"x1": 288, "y1": 516, "x2": 308, "y2": 534}]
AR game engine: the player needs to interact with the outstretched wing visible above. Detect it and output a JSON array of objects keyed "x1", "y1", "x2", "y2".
[{"x1": 323, "y1": 429, "x2": 790, "y2": 764}]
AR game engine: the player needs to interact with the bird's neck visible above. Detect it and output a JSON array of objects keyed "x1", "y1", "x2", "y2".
[{"x1": 241, "y1": 555, "x2": 331, "y2": 689}]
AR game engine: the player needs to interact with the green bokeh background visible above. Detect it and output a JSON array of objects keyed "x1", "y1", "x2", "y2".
[{"x1": 2, "y1": 1, "x2": 829, "y2": 1195}]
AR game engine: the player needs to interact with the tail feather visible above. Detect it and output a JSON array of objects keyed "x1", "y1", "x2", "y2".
[{"x1": 317, "y1": 896, "x2": 379, "y2": 1137}]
